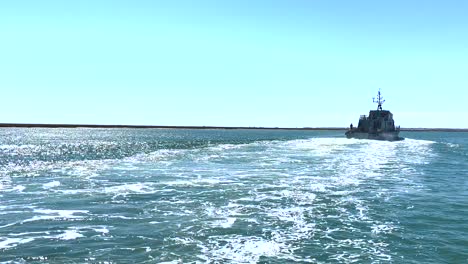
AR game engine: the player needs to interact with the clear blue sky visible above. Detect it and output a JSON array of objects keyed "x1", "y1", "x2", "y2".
[{"x1": 1, "y1": 0, "x2": 467, "y2": 128}]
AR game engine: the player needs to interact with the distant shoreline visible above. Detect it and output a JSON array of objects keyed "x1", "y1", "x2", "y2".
[{"x1": 1, "y1": 123, "x2": 467, "y2": 132}]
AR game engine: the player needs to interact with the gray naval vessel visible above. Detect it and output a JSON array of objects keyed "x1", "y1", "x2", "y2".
[{"x1": 345, "y1": 89, "x2": 404, "y2": 141}]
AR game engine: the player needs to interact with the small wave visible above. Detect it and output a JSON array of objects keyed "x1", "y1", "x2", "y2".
[
  {"x1": 1, "y1": 159, "x2": 111, "y2": 178},
  {"x1": 130, "y1": 149, "x2": 189, "y2": 163},
  {"x1": 55, "y1": 229, "x2": 84, "y2": 240},
  {"x1": 22, "y1": 209, "x2": 89, "y2": 223},
  {"x1": 446, "y1": 143, "x2": 460, "y2": 148},
  {"x1": 207, "y1": 143, "x2": 252, "y2": 152},
  {"x1": 161, "y1": 177, "x2": 224, "y2": 187},
  {"x1": 201, "y1": 235, "x2": 290, "y2": 263},
  {"x1": 104, "y1": 183, "x2": 157, "y2": 195},
  {"x1": 0, "y1": 237, "x2": 35, "y2": 249},
  {"x1": 92, "y1": 226, "x2": 110, "y2": 235},
  {"x1": 0, "y1": 144, "x2": 42, "y2": 152},
  {"x1": 43, "y1": 181, "x2": 61, "y2": 189},
  {"x1": 371, "y1": 223, "x2": 396, "y2": 235},
  {"x1": 13, "y1": 185, "x2": 26, "y2": 192},
  {"x1": 211, "y1": 217, "x2": 236, "y2": 228}
]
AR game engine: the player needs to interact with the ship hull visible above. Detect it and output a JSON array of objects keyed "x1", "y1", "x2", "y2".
[{"x1": 345, "y1": 131, "x2": 404, "y2": 141}]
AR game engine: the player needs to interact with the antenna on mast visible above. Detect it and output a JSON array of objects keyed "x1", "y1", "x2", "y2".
[{"x1": 373, "y1": 88, "x2": 385, "y2": 111}]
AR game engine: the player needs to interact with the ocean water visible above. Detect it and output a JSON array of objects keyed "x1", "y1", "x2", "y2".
[{"x1": 1, "y1": 128, "x2": 467, "y2": 263}]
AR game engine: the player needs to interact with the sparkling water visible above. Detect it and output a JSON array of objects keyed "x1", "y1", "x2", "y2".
[{"x1": 1, "y1": 128, "x2": 467, "y2": 263}]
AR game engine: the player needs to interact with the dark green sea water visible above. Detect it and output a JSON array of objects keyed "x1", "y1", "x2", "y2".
[{"x1": 1, "y1": 128, "x2": 467, "y2": 263}]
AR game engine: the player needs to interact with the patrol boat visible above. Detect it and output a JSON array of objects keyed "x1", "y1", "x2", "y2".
[{"x1": 345, "y1": 89, "x2": 403, "y2": 141}]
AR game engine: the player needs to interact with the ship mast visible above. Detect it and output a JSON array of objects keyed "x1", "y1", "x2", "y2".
[{"x1": 373, "y1": 89, "x2": 385, "y2": 111}]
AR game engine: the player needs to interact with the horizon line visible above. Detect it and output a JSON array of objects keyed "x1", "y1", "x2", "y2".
[{"x1": 1, "y1": 123, "x2": 467, "y2": 132}]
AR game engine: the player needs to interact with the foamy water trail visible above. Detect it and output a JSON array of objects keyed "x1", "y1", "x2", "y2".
[{"x1": 3, "y1": 129, "x2": 461, "y2": 263}]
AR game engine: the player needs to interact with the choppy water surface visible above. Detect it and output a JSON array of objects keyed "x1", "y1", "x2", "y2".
[{"x1": 1, "y1": 128, "x2": 467, "y2": 263}]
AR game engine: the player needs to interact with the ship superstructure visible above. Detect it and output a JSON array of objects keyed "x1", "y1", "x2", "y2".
[{"x1": 345, "y1": 89, "x2": 403, "y2": 141}]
